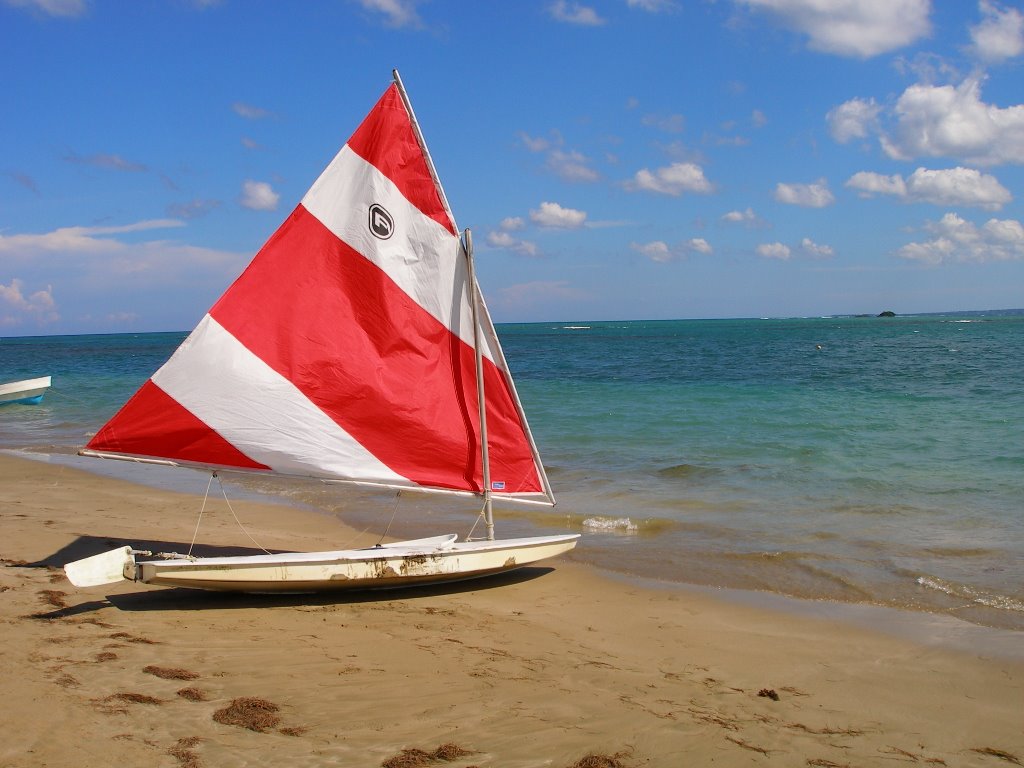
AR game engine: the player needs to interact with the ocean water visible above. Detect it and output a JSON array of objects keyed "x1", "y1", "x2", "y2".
[{"x1": 2, "y1": 312, "x2": 1022, "y2": 631}]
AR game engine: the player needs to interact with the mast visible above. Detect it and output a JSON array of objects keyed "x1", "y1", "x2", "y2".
[
  {"x1": 464, "y1": 228, "x2": 495, "y2": 540},
  {"x1": 395, "y1": 69, "x2": 496, "y2": 538}
]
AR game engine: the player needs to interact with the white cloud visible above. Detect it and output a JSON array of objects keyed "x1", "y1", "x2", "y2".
[
  {"x1": 519, "y1": 132, "x2": 554, "y2": 153},
  {"x1": 800, "y1": 237, "x2": 834, "y2": 258},
  {"x1": 240, "y1": 180, "x2": 280, "y2": 211},
  {"x1": 547, "y1": 149, "x2": 600, "y2": 182},
  {"x1": 774, "y1": 179, "x2": 835, "y2": 207},
  {"x1": 519, "y1": 133, "x2": 598, "y2": 183},
  {"x1": 357, "y1": 0, "x2": 422, "y2": 27},
  {"x1": 0, "y1": 220, "x2": 242, "y2": 279},
  {"x1": 827, "y1": 97, "x2": 882, "y2": 143},
  {"x1": 881, "y1": 78, "x2": 1024, "y2": 166},
  {"x1": 846, "y1": 171, "x2": 907, "y2": 197},
  {"x1": 6, "y1": 170, "x2": 38, "y2": 193},
  {"x1": 628, "y1": 162, "x2": 713, "y2": 196},
  {"x1": 4, "y1": 0, "x2": 86, "y2": 17},
  {"x1": 530, "y1": 201, "x2": 587, "y2": 229},
  {"x1": 168, "y1": 198, "x2": 222, "y2": 220},
  {"x1": 632, "y1": 240, "x2": 674, "y2": 262},
  {"x1": 906, "y1": 167, "x2": 1011, "y2": 208},
  {"x1": 486, "y1": 230, "x2": 539, "y2": 257},
  {"x1": 721, "y1": 207, "x2": 760, "y2": 225},
  {"x1": 65, "y1": 152, "x2": 146, "y2": 172},
  {"x1": 0, "y1": 220, "x2": 185, "y2": 256},
  {"x1": 899, "y1": 212, "x2": 1024, "y2": 264},
  {"x1": 642, "y1": 113, "x2": 686, "y2": 133},
  {"x1": 232, "y1": 102, "x2": 273, "y2": 120},
  {"x1": 970, "y1": 0, "x2": 1024, "y2": 63},
  {"x1": 632, "y1": 238, "x2": 712, "y2": 262},
  {"x1": 845, "y1": 167, "x2": 1011, "y2": 209},
  {"x1": 627, "y1": 0, "x2": 678, "y2": 11},
  {"x1": 736, "y1": 0, "x2": 930, "y2": 58},
  {"x1": 494, "y1": 280, "x2": 587, "y2": 311},
  {"x1": 0, "y1": 221, "x2": 249, "y2": 331},
  {"x1": 756, "y1": 242, "x2": 792, "y2": 260},
  {"x1": 0, "y1": 279, "x2": 58, "y2": 327},
  {"x1": 688, "y1": 238, "x2": 713, "y2": 254},
  {"x1": 548, "y1": 1, "x2": 605, "y2": 25},
  {"x1": 499, "y1": 216, "x2": 525, "y2": 232}
]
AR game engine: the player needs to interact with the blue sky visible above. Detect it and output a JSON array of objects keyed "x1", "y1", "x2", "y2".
[{"x1": 2, "y1": 0, "x2": 1023, "y2": 335}]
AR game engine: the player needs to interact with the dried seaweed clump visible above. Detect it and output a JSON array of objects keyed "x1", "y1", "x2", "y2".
[
  {"x1": 177, "y1": 687, "x2": 208, "y2": 702},
  {"x1": 971, "y1": 747, "x2": 1022, "y2": 766},
  {"x1": 213, "y1": 697, "x2": 281, "y2": 732},
  {"x1": 381, "y1": 743, "x2": 474, "y2": 768},
  {"x1": 109, "y1": 631, "x2": 158, "y2": 645},
  {"x1": 569, "y1": 752, "x2": 632, "y2": 768},
  {"x1": 93, "y1": 692, "x2": 164, "y2": 715},
  {"x1": 168, "y1": 736, "x2": 202, "y2": 768},
  {"x1": 38, "y1": 589, "x2": 68, "y2": 608},
  {"x1": 143, "y1": 665, "x2": 200, "y2": 680},
  {"x1": 113, "y1": 692, "x2": 163, "y2": 705},
  {"x1": 758, "y1": 688, "x2": 780, "y2": 701}
]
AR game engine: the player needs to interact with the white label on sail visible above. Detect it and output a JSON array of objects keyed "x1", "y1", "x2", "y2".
[{"x1": 302, "y1": 146, "x2": 499, "y2": 364}]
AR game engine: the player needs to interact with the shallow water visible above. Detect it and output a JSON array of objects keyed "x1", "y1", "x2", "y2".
[{"x1": 3, "y1": 312, "x2": 1022, "y2": 630}]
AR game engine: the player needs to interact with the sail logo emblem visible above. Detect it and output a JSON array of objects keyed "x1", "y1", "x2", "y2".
[{"x1": 369, "y1": 204, "x2": 394, "y2": 240}]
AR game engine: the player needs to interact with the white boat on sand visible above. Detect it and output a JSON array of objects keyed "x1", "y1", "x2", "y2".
[
  {"x1": 0, "y1": 376, "x2": 51, "y2": 406},
  {"x1": 64, "y1": 71, "x2": 578, "y2": 593}
]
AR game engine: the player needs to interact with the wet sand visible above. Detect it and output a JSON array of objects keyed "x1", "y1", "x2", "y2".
[{"x1": 1, "y1": 452, "x2": 1021, "y2": 767}]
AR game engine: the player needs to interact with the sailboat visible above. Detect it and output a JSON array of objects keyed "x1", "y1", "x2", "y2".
[{"x1": 64, "y1": 71, "x2": 579, "y2": 593}]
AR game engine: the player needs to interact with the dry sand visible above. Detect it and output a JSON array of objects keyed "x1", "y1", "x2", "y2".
[{"x1": 1, "y1": 452, "x2": 1021, "y2": 768}]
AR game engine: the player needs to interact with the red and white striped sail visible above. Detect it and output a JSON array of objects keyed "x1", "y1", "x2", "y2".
[{"x1": 85, "y1": 77, "x2": 553, "y2": 503}]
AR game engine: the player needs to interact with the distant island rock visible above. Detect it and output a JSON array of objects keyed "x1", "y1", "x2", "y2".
[{"x1": 877, "y1": 310, "x2": 896, "y2": 317}]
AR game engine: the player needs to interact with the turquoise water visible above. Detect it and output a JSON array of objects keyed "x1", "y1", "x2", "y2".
[{"x1": 2, "y1": 313, "x2": 1022, "y2": 630}]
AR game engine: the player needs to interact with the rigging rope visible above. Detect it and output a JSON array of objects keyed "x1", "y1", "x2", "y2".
[
  {"x1": 465, "y1": 501, "x2": 487, "y2": 542},
  {"x1": 186, "y1": 474, "x2": 215, "y2": 557},
  {"x1": 187, "y1": 472, "x2": 272, "y2": 557},
  {"x1": 218, "y1": 474, "x2": 273, "y2": 555},
  {"x1": 375, "y1": 490, "x2": 403, "y2": 546}
]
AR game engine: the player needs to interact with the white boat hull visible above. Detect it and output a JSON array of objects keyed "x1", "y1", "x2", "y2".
[
  {"x1": 65, "y1": 533, "x2": 580, "y2": 593},
  {"x1": 0, "y1": 376, "x2": 51, "y2": 405}
]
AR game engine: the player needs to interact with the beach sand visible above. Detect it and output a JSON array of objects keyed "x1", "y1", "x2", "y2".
[{"x1": 1, "y1": 453, "x2": 1021, "y2": 768}]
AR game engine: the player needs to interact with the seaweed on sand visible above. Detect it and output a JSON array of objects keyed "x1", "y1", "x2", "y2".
[
  {"x1": 109, "y1": 692, "x2": 163, "y2": 705},
  {"x1": 109, "y1": 631, "x2": 158, "y2": 644},
  {"x1": 212, "y1": 697, "x2": 281, "y2": 732},
  {"x1": 381, "y1": 743, "x2": 474, "y2": 768},
  {"x1": 568, "y1": 753, "x2": 633, "y2": 768},
  {"x1": 95, "y1": 692, "x2": 164, "y2": 713},
  {"x1": 38, "y1": 589, "x2": 68, "y2": 608},
  {"x1": 971, "y1": 748, "x2": 1022, "y2": 766},
  {"x1": 168, "y1": 736, "x2": 202, "y2": 768},
  {"x1": 143, "y1": 665, "x2": 199, "y2": 680}
]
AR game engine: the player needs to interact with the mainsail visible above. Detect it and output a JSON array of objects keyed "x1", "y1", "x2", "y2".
[{"x1": 85, "y1": 75, "x2": 553, "y2": 504}]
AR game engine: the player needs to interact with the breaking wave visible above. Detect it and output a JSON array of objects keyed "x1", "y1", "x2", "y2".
[
  {"x1": 916, "y1": 576, "x2": 1024, "y2": 613},
  {"x1": 582, "y1": 516, "x2": 639, "y2": 533}
]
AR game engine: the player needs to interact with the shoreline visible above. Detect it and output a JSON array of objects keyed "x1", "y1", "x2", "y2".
[
  {"x1": 8, "y1": 446, "x2": 1024, "y2": 661},
  {"x1": 2, "y1": 451, "x2": 1022, "y2": 766}
]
